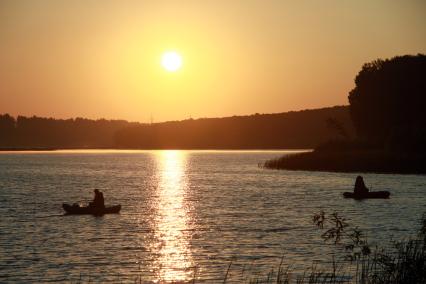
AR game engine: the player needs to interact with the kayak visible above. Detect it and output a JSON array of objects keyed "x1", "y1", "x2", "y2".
[
  {"x1": 63, "y1": 203, "x2": 121, "y2": 215},
  {"x1": 343, "y1": 191, "x2": 390, "y2": 199}
]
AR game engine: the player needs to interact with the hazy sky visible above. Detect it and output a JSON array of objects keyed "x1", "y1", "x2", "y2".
[{"x1": 1, "y1": 0, "x2": 425, "y2": 122}]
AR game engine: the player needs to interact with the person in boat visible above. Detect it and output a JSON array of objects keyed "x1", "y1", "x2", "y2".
[
  {"x1": 354, "y1": 176, "x2": 369, "y2": 195},
  {"x1": 89, "y1": 189, "x2": 105, "y2": 209}
]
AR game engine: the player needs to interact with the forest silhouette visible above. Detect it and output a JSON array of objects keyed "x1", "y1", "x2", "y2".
[
  {"x1": 265, "y1": 54, "x2": 426, "y2": 174},
  {"x1": 0, "y1": 106, "x2": 351, "y2": 150}
]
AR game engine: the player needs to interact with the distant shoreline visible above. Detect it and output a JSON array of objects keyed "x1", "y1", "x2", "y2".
[
  {"x1": 0, "y1": 106, "x2": 353, "y2": 151},
  {"x1": 0, "y1": 147, "x2": 311, "y2": 152},
  {"x1": 0, "y1": 147, "x2": 59, "y2": 151}
]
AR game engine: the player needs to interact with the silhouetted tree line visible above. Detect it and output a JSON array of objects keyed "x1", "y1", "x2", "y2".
[
  {"x1": 264, "y1": 54, "x2": 426, "y2": 173},
  {"x1": 0, "y1": 106, "x2": 353, "y2": 149},
  {"x1": 0, "y1": 115, "x2": 138, "y2": 148},
  {"x1": 114, "y1": 106, "x2": 352, "y2": 149},
  {"x1": 349, "y1": 54, "x2": 426, "y2": 152}
]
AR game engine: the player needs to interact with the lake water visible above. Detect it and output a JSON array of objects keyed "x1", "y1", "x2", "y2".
[{"x1": 0, "y1": 150, "x2": 425, "y2": 283}]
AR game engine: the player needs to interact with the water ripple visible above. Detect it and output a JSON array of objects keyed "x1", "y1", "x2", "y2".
[{"x1": 0, "y1": 150, "x2": 425, "y2": 282}]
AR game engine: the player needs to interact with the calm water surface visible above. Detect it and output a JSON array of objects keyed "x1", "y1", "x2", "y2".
[{"x1": 0, "y1": 150, "x2": 425, "y2": 283}]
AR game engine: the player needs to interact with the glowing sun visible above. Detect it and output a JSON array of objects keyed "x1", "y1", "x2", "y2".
[{"x1": 161, "y1": 51, "x2": 182, "y2": 72}]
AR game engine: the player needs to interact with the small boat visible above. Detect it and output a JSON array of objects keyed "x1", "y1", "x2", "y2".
[
  {"x1": 63, "y1": 203, "x2": 121, "y2": 215},
  {"x1": 343, "y1": 191, "x2": 390, "y2": 199}
]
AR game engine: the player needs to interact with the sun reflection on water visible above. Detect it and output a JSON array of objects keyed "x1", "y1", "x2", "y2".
[{"x1": 154, "y1": 150, "x2": 194, "y2": 282}]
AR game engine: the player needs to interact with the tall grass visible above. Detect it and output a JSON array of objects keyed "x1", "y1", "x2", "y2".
[
  {"x1": 225, "y1": 212, "x2": 426, "y2": 283},
  {"x1": 296, "y1": 211, "x2": 425, "y2": 284},
  {"x1": 262, "y1": 139, "x2": 426, "y2": 174},
  {"x1": 262, "y1": 150, "x2": 426, "y2": 174}
]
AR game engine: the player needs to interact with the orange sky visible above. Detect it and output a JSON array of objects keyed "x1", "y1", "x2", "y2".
[{"x1": 0, "y1": 0, "x2": 425, "y2": 122}]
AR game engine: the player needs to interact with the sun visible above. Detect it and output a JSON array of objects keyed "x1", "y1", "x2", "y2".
[{"x1": 161, "y1": 51, "x2": 182, "y2": 72}]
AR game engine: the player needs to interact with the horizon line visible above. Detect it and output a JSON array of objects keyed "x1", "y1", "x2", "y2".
[{"x1": 1, "y1": 104, "x2": 349, "y2": 125}]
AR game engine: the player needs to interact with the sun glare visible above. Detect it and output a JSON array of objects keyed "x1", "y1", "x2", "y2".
[
  {"x1": 161, "y1": 51, "x2": 182, "y2": 72},
  {"x1": 154, "y1": 150, "x2": 193, "y2": 281}
]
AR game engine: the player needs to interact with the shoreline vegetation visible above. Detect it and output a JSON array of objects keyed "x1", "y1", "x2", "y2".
[
  {"x1": 265, "y1": 54, "x2": 426, "y2": 175},
  {"x1": 263, "y1": 141, "x2": 426, "y2": 174}
]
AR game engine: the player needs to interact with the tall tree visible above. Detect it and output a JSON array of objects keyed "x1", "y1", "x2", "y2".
[{"x1": 348, "y1": 54, "x2": 426, "y2": 150}]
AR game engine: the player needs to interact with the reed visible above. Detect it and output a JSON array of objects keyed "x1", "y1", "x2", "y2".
[
  {"x1": 220, "y1": 212, "x2": 426, "y2": 283},
  {"x1": 262, "y1": 148, "x2": 426, "y2": 174}
]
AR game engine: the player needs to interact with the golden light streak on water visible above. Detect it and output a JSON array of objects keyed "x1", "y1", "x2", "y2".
[{"x1": 154, "y1": 150, "x2": 194, "y2": 282}]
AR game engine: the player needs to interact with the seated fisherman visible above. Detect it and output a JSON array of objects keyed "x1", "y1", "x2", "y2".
[
  {"x1": 89, "y1": 189, "x2": 105, "y2": 209},
  {"x1": 354, "y1": 176, "x2": 369, "y2": 195}
]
